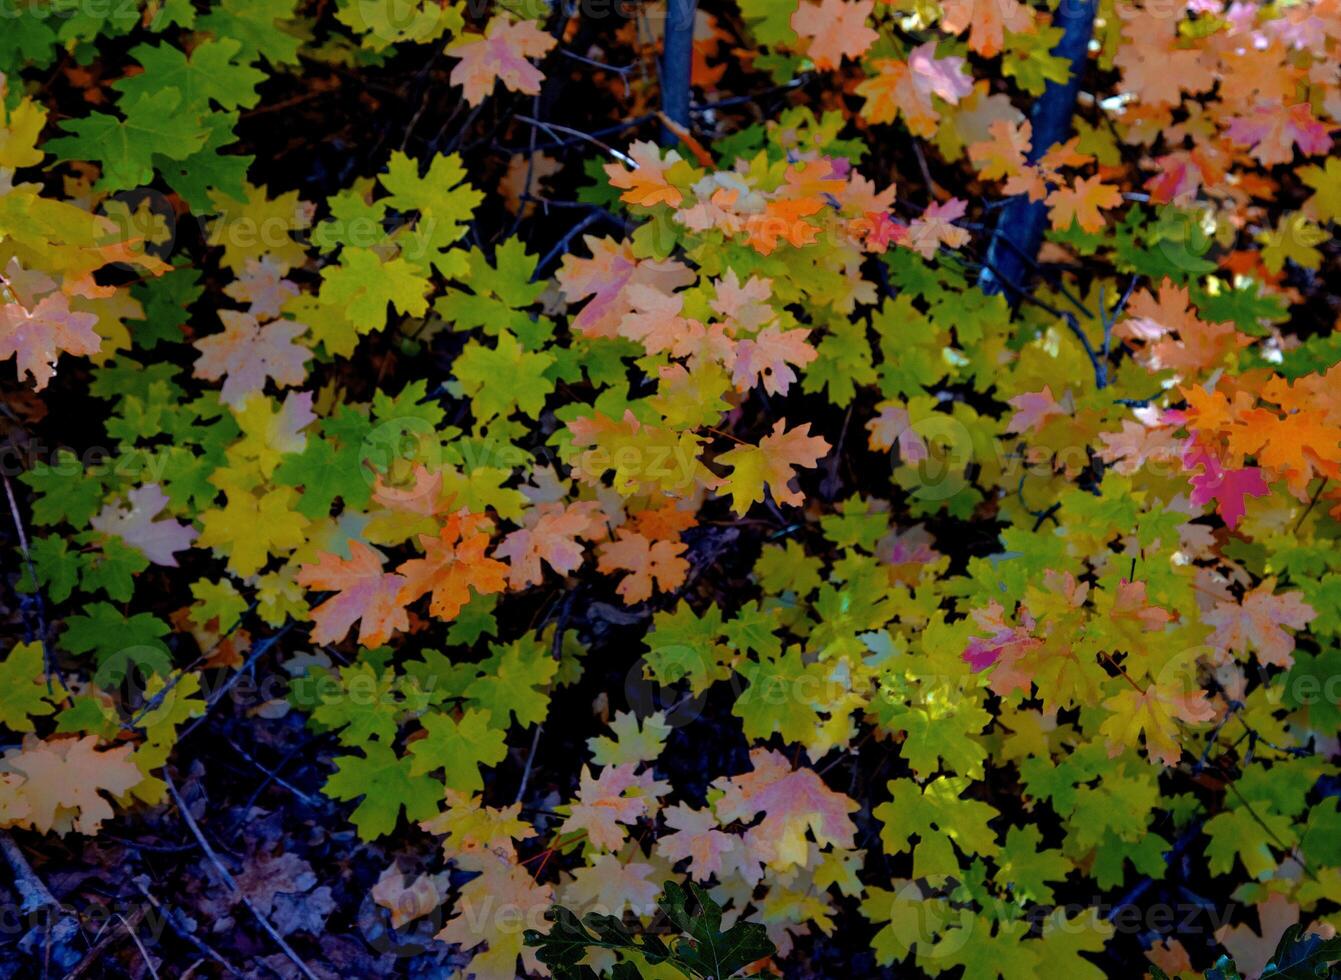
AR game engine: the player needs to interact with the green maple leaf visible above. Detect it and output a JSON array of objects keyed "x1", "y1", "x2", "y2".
[
  {"x1": 465, "y1": 639, "x2": 557, "y2": 729},
  {"x1": 454, "y1": 330, "x2": 556, "y2": 421},
  {"x1": 62, "y1": 602, "x2": 172, "y2": 676},
  {"x1": 76, "y1": 532, "x2": 150, "y2": 602},
  {"x1": 406, "y1": 707, "x2": 507, "y2": 793},
  {"x1": 645, "y1": 602, "x2": 730, "y2": 693},
  {"x1": 311, "y1": 663, "x2": 431, "y2": 747},
  {"x1": 802, "y1": 319, "x2": 877, "y2": 406},
  {"x1": 132, "y1": 265, "x2": 203, "y2": 349},
  {"x1": 1205, "y1": 806, "x2": 1292, "y2": 878},
  {"x1": 931, "y1": 914, "x2": 1039, "y2": 980},
  {"x1": 190, "y1": 579, "x2": 247, "y2": 632},
  {"x1": 995, "y1": 825, "x2": 1071, "y2": 905},
  {"x1": 875, "y1": 777, "x2": 1000, "y2": 878},
  {"x1": 196, "y1": 0, "x2": 303, "y2": 65},
  {"x1": 275, "y1": 432, "x2": 372, "y2": 519},
  {"x1": 19, "y1": 451, "x2": 107, "y2": 527},
  {"x1": 49, "y1": 90, "x2": 209, "y2": 191},
  {"x1": 158, "y1": 112, "x2": 254, "y2": 212},
  {"x1": 114, "y1": 39, "x2": 266, "y2": 111},
  {"x1": 319, "y1": 248, "x2": 432, "y2": 333},
  {"x1": 436, "y1": 240, "x2": 550, "y2": 344},
  {"x1": 17, "y1": 535, "x2": 80, "y2": 603},
  {"x1": 325, "y1": 741, "x2": 441, "y2": 840},
  {"x1": 734, "y1": 650, "x2": 824, "y2": 746},
  {"x1": 379, "y1": 151, "x2": 482, "y2": 247},
  {"x1": 0, "y1": 642, "x2": 59, "y2": 733}
]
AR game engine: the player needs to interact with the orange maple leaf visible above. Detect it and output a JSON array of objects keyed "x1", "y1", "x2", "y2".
[
  {"x1": 603, "y1": 141, "x2": 685, "y2": 208},
  {"x1": 493, "y1": 501, "x2": 604, "y2": 589},
  {"x1": 447, "y1": 15, "x2": 556, "y2": 106},
  {"x1": 297, "y1": 540, "x2": 410, "y2": 646},
  {"x1": 0, "y1": 290, "x2": 100, "y2": 390},
  {"x1": 396, "y1": 512, "x2": 508, "y2": 620},
  {"x1": 596, "y1": 528, "x2": 689, "y2": 604},
  {"x1": 192, "y1": 309, "x2": 310, "y2": 407},
  {"x1": 790, "y1": 0, "x2": 878, "y2": 70},
  {"x1": 940, "y1": 0, "x2": 1034, "y2": 57},
  {"x1": 3, "y1": 735, "x2": 143, "y2": 835},
  {"x1": 731, "y1": 325, "x2": 817, "y2": 396},
  {"x1": 1047, "y1": 175, "x2": 1123, "y2": 233}
]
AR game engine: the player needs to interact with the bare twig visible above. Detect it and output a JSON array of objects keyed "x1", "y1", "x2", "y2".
[
  {"x1": 0, "y1": 830, "x2": 59, "y2": 914},
  {"x1": 62, "y1": 907, "x2": 154, "y2": 980},
  {"x1": 164, "y1": 772, "x2": 320, "y2": 980},
  {"x1": 2, "y1": 471, "x2": 66, "y2": 694},
  {"x1": 515, "y1": 724, "x2": 544, "y2": 806},
  {"x1": 132, "y1": 881, "x2": 244, "y2": 978},
  {"x1": 514, "y1": 116, "x2": 636, "y2": 167}
]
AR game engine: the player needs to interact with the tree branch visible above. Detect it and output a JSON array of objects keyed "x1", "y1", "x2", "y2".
[
  {"x1": 979, "y1": 0, "x2": 1097, "y2": 299},
  {"x1": 659, "y1": 0, "x2": 697, "y2": 146}
]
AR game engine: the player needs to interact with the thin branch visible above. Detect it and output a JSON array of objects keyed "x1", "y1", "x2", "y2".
[
  {"x1": 3, "y1": 471, "x2": 66, "y2": 695},
  {"x1": 164, "y1": 773, "x2": 320, "y2": 980},
  {"x1": 132, "y1": 881, "x2": 244, "y2": 978},
  {"x1": 514, "y1": 116, "x2": 637, "y2": 167},
  {"x1": 532, "y1": 210, "x2": 607, "y2": 281},
  {"x1": 0, "y1": 830, "x2": 59, "y2": 914}
]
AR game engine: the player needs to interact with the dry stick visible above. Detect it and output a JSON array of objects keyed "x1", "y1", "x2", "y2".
[
  {"x1": 0, "y1": 830, "x2": 59, "y2": 914},
  {"x1": 132, "y1": 881, "x2": 244, "y2": 978},
  {"x1": 163, "y1": 773, "x2": 320, "y2": 980},
  {"x1": 62, "y1": 906, "x2": 152, "y2": 980},
  {"x1": 2, "y1": 472, "x2": 66, "y2": 695}
]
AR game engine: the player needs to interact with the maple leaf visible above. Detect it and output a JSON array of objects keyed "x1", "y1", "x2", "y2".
[
  {"x1": 463, "y1": 639, "x2": 557, "y2": 728},
  {"x1": 447, "y1": 14, "x2": 557, "y2": 106},
  {"x1": 493, "y1": 501, "x2": 603, "y2": 589},
  {"x1": 560, "y1": 853, "x2": 660, "y2": 918},
  {"x1": 223, "y1": 257, "x2": 300, "y2": 319},
  {"x1": 1226, "y1": 103, "x2": 1333, "y2": 166},
  {"x1": 588, "y1": 710, "x2": 672, "y2": 767},
  {"x1": 596, "y1": 528, "x2": 689, "y2": 604},
  {"x1": 1204, "y1": 579, "x2": 1316, "y2": 668},
  {"x1": 656, "y1": 803, "x2": 738, "y2": 882},
  {"x1": 371, "y1": 864, "x2": 443, "y2": 929},
  {"x1": 1099, "y1": 684, "x2": 1215, "y2": 766},
  {"x1": 903, "y1": 198, "x2": 971, "y2": 258},
  {"x1": 1183, "y1": 447, "x2": 1270, "y2": 529},
  {"x1": 325, "y1": 741, "x2": 442, "y2": 839},
  {"x1": 192, "y1": 310, "x2": 310, "y2": 407},
  {"x1": 3, "y1": 735, "x2": 142, "y2": 835},
  {"x1": 558, "y1": 762, "x2": 664, "y2": 852},
  {"x1": 196, "y1": 484, "x2": 309, "y2": 577},
  {"x1": 297, "y1": 540, "x2": 410, "y2": 647},
  {"x1": 407, "y1": 707, "x2": 507, "y2": 794},
  {"x1": 713, "y1": 420, "x2": 830, "y2": 515},
  {"x1": 396, "y1": 512, "x2": 508, "y2": 620},
  {"x1": 421, "y1": 790, "x2": 536, "y2": 860},
  {"x1": 436, "y1": 850, "x2": 552, "y2": 978},
  {"x1": 732, "y1": 325, "x2": 818, "y2": 396},
  {"x1": 603, "y1": 142, "x2": 686, "y2": 208},
  {"x1": 713, "y1": 749, "x2": 858, "y2": 871},
  {"x1": 0, "y1": 290, "x2": 101, "y2": 389},
  {"x1": 940, "y1": 0, "x2": 1034, "y2": 56},
  {"x1": 790, "y1": 0, "x2": 877, "y2": 69},
  {"x1": 1047, "y1": 175, "x2": 1123, "y2": 233},
  {"x1": 89, "y1": 483, "x2": 197, "y2": 567},
  {"x1": 1005, "y1": 385, "x2": 1067, "y2": 434},
  {"x1": 0, "y1": 643, "x2": 59, "y2": 733},
  {"x1": 556, "y1": 236, "x2": 694, "y2": 337}
]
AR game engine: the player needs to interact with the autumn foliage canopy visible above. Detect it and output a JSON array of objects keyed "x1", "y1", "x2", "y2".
[{"x1": 1, "y1": 0, "x2": 1340, "y2": 976}]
